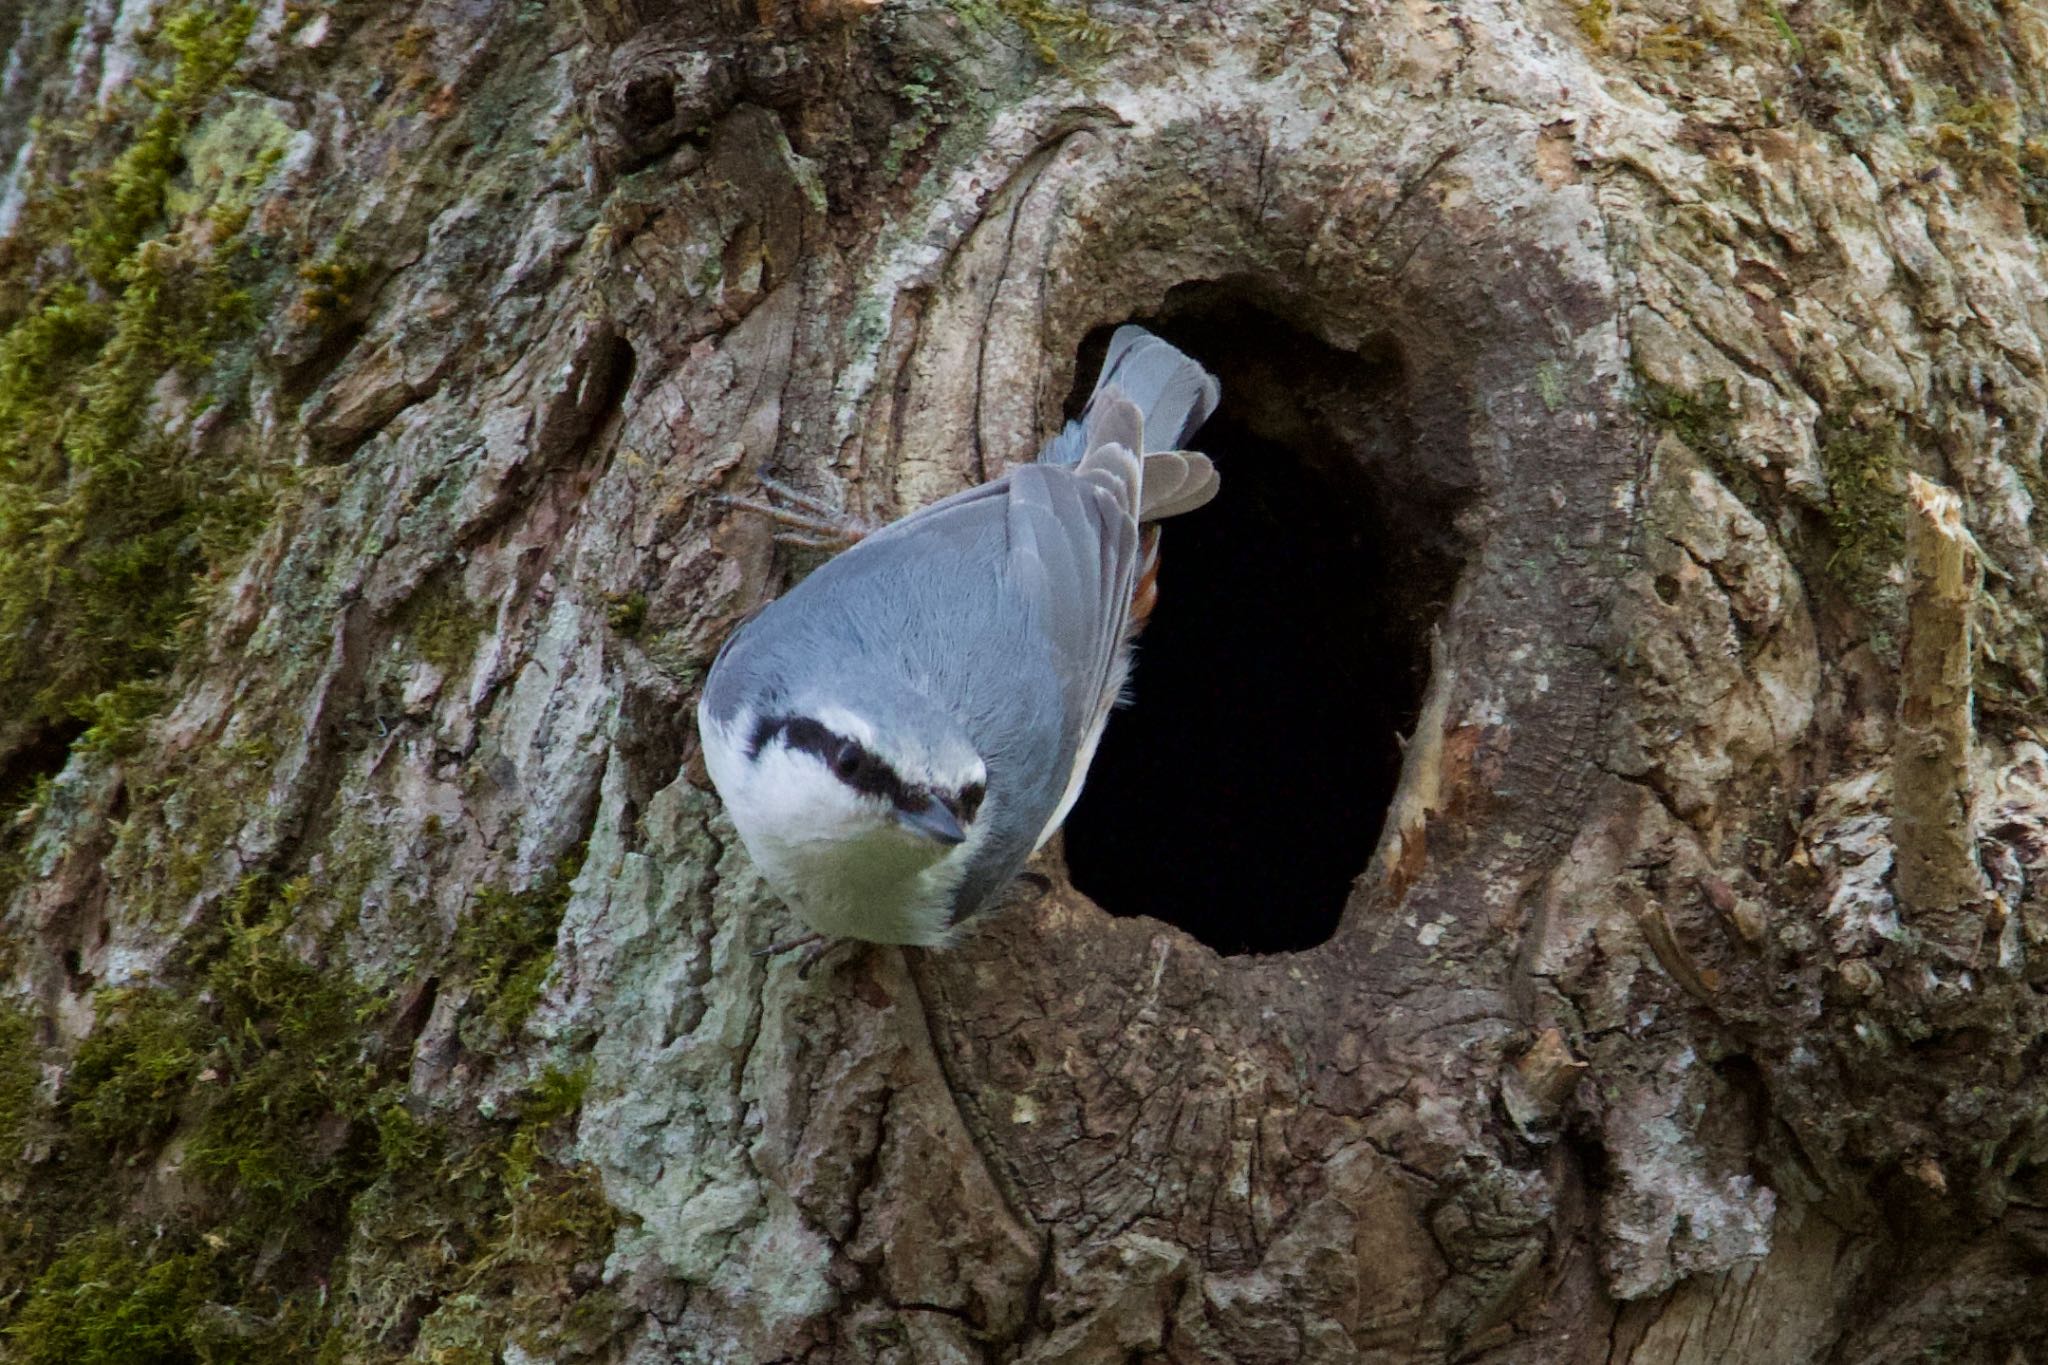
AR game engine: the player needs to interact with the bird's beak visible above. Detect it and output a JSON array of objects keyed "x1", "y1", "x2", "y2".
[{"x1": 896, "y1": 799, "x2": 966, "y2": 846}]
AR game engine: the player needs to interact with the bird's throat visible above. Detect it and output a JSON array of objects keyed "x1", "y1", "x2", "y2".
[{"x1": 774, "y1": 828, "x2": 962, "y2": 947}]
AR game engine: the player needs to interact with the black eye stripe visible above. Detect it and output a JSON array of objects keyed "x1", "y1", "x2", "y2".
[
  {"x1": 746, "y1": 714, "x2": 784, "y2": 758},
  {"x1": 773, "y1": 717, "x2": 904, "y2": 803},
  {"x1": 751, "y1": 714, "x2": 983, "y2": 821}
]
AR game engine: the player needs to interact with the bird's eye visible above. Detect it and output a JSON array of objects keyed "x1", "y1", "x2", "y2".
[
  {"x1": 956, "y1": 783, "x2": 985, "y2": 824},
  {"x1": 833, "y1": 741, "x2": 864, "y2": 781}
]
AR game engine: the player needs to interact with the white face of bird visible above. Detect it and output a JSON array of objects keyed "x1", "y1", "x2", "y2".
[
  {"x1": 700, "y1": 699, "x2": 995, "y2": 933},
  {"x1": 741, "y1": 703, "x2": 987, "y2": 843}
]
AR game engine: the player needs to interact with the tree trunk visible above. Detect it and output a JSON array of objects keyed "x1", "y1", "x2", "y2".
[{"x1": 3, "y1": 0, "x2": 2047, "y2": 1362}]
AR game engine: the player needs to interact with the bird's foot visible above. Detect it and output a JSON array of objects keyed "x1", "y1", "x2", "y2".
[
  {"x1": 752, "y1": 930, "x2": 849, "y2": 979},
  {"x1": 718, "y1": 476, "x2": 875, "y2": 551}
]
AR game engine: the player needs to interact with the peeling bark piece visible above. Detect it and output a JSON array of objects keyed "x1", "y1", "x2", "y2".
[
  {"x1": 1627, "y1": 885, "x2": 1720, "y2": 1003},
  {"x1": 1359, "y1": 628, "x2": 1455, "y2": 909},
  {"x1": 1500, "y1": 1027, "x2": 1587, "y2": 1140},
  {"x1": 1893, "y1": 473, "x2": 1989, "y2": 926}
]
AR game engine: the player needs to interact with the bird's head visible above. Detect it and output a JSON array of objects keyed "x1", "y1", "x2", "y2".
[
  {"x1": 701, "y1": 665, "x2": 991, "y2": 884},
  {"x1": 738, "y1": 698, "x2": 987, "y2": 854}
]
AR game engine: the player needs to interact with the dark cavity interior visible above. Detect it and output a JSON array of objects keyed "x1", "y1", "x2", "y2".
[{"x1": 1060, "y1": 285, "x2": 1473, "y2": 955}]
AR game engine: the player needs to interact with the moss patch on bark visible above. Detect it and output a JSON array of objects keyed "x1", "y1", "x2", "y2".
[
  {"x1": 0, "y1": 2, "x2": 287, "y2": 789},
  {"x1": 0, "y1": 852, "x2": 621, "y2": 1362}
]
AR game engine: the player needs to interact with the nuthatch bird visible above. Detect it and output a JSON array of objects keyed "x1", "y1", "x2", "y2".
[{"x1": 698, "y1": 327, "x2": 1220, "y2": 949}]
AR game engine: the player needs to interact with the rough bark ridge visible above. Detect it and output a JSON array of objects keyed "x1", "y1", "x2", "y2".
[{"x1": 1, "y1": 0, "x2": 2046, "y2": 1361}]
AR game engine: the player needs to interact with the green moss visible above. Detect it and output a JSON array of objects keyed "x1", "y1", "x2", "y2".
[
  {"x1": 503, "y1": 1064, "x2": 590, "y2": 1188},
  {"x1": 67, "y1": 6, "x2": 257, "y2": 287},
  {"x1": 63, "y1": 988, "x2": 204, "y2": 1150},
  {"x1": 1639, "y1": 371, "x2": 1908, "y2": 624},
  {"x1": 1923, "y1": 89, "x2": 2020, "y2": 184},
  {"x1": 5, "y1": 1222, "x2": 331, "y2": 1364},
  {"x1": 5, "y1": 1229, "x2": 218, "y2": 1365},
  {"x1": 604, "y1": 590, "x2": 647, "y2": 638},
  {"x1": 1755, "y1": 0, "x2": 1802, "y2": 56},
  {"x1": 951, "y1": 0, "x2": 1120, "y2": 68},
  {"x1": 0, "y1": 772, "x2": 55, "y2": 904},
  {"x1": 58, "y1": 875, "x2": 391, "y2": 1223},
  {"x1": 160, "y1": 765, "x2": 255, "y2": 905},
  {"x1": 320, "y1": 1066, "x2": 622, "y2": 1363},
  {"x1": 325, "y1": 1116, "x2": 479, "y2": 1350},
  {"x1": 396, "y1": 577, "x2": 489, "y2": 675},
  {"x1": 165, "y1": 92, "x2": 298, "y2": 226},
  {"x1": 1639, "y1": 24, "x2": 1709, "y2": 64},
  {"x1": 291, "y1": 253, "x2": 368, "y2": 330},
  {"x1": 453, "y1": 849, "x2": 586, "y2": 1048},
  {"x1": 1919, "y1": 90, "x2": 2048, "y2": 243},
  {"x1": 2022, "y1": 138, "x2": 2048, "y2": 240},
  {"x1": 1636, "y1": 375, "x2": 1762, "y2": 505},
  {"x1": 0, "y1": 1, "x2": 282, "y2": 785},
  {"x1": 878, "y1": 68, "x2": 958, "y2": 182},
  {"x1": 0, "y1": 1006, "x2": 40, "y2": 1180},
  {"x1": 6, "y1": 864, "x2": 622, "y2": 1361},
  {"x1": 1815, "y1": 408, "x2": 1907, "y2": 617},
  {"x1": 96, "y1": 728, "x2": 281, "y2": 917},
  {"x1": 0, "y1": 6, "x2": 623, "y2": 1352},
  {"x1": 1575, "y1": 0, "x2": 1613, "y2": 46},
  {"x1": 1639, "y1": 376, "x2": 1733, "y2": 447},
  {"x1": 219, "y1": 730, "x2": 280, "y2": 768},
  {"x1": 1, "y1": 874, "x2": 619, "y2": 1358},
  {"x1": 181, "y1": 877, "x2": 394, "y2": 1219},
  {"x1": 73, "y1": 679, "x2": 171, "y2": 757},
  {"x1": 0, "y1": 1009, "x2": 64, "y2": 1307}
]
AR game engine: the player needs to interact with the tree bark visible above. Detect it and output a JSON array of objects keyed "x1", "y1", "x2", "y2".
[{"x1": 3, "y1": 0, "x2": 2048, "y2": 1362}]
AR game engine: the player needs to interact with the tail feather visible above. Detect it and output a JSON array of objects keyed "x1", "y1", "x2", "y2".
[
  {"x1": 1138, "y1": 449, "x2": 1191, "y2": 508},
  {"x1": 1037, "y1": 326, "x2": 1221, "y2": 518},
  {"x1": 1137, "y1": 450, "x2": 1217, "y2": 520},
  {"x1": 1081, "y1": 393, "x2": 1143, "y2": 473},
  {"x1": 1093, "y1": 325, "x2": 1221, "y2": 451}
]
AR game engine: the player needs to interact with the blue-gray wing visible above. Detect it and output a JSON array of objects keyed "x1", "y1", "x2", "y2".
[
  {"x1": 844, "y1": 400, "x2": 1145, "y2": 769},
  {"x1": 1004, "y1": 440, "x2": 1143, "y2": 781}
]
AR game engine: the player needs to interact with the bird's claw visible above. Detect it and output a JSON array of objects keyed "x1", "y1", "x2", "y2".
[
  {"x1": 717, "y1": 475, "x2": 875, "y2": 550},
  {"x1": 753, "y1": 931, "x2": 845, "y2": 979}
]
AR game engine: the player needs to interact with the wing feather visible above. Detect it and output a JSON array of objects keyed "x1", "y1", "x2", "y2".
[
  {"x1": 849, "y1": 477, "x2": 1009, "y2": 555},
  {"x1": 1004, "y1": 451, "x2": 1139, "y2": 808}
]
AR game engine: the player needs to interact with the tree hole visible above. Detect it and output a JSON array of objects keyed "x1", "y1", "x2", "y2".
[{"x1": 1061, "y1": 286, "x2": 1473, "y2": 955}]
